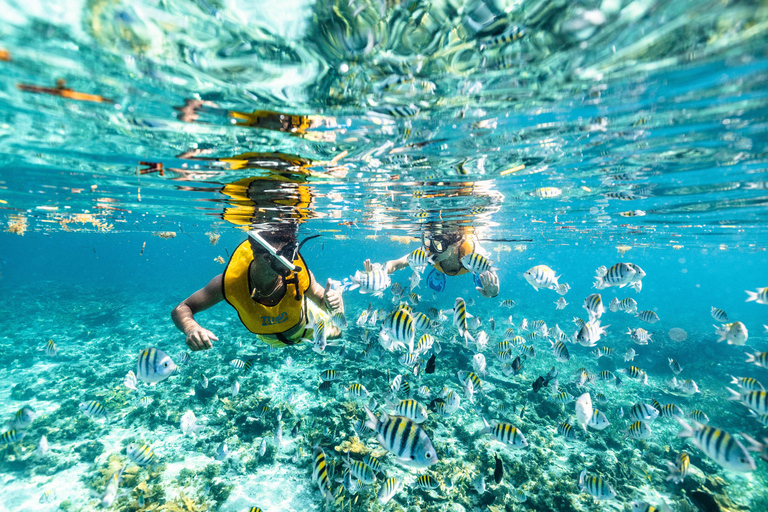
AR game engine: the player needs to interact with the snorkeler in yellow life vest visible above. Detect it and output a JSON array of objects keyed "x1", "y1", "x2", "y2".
[
  {"x1": 222, "y1": 237, "x2": 314, "y2": 347},
  {"x1": 172, "y1": 227, "x2": 344, "y2": 350}
]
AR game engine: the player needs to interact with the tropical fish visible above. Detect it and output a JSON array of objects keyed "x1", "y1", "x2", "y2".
[
  {"x1": 407, "y1": 248, "x2": 433, "y2": 272},
  {"x1": 578, "y1": 469, "x2": 616, "y2": 500},
  {"x1": 636, "y1": 310, "x2": 660, "y2": 324},
  {"x1": 574, "y1": 393, "x2": 593, "y2": 431},
  {"x1": 126, "y1": 443, "x2": 156, "y2": 467},
  {"x1": 587, "y1": 409, "x2": 610, "y2": 430},
  {"x1": 0, "y1": 430, "x2": 25, "y2": 445},
  {"x1": 349, "y1": 268, "x2": 391, "y2": 296},
  {"x1": 625, "y1": 421, "x2": 652, "y2": 440},
  {"x1": 137, "y1": 348, "x2": 177, "y2": 385},
  {"x1": 381, "y1": 308, "x2": 415, "y2": 352},
  {"x1": 523, "y1": 265, "x2": 559, "y2": 291},
  {"x1": 363, "y1": 406, "x2": 438, "y2": 468},
  {"x1": 101, "y1": 467, "x2": 124, "y2": 507},
  {"x1": 79, "y1": 401, "x2": 106, "y2": 418},
  {"x1": 665, "y1": 451, "x2": 690, "y2": 484},
  {"x1": 731, "y1": 376, "x2": 764, "y2": 392},
  {"x1": 481, "y1": 419, "x2": 528, "y2": 447},
  {"x1": 343, "y1": 455, "x2": 376, "y2": 484},
  {"x1": 716, "y1": 322, "x2": 748, "y2": 345},
  {"x1": 386, "y1": 398, "x2": 428, "y2": 424},
  {"x1": 123, "y1": 370, "x2": 138, "y2": 391},
  {"x1": 745, "y1": 287, "x2": 768, "y2": 304},
  {"x1": 460, "y1": 253, "x2": 496, "y2": 274},
  {"x1": 711, "y1": 307, "x2": 729, "y2": 322},
  {"x1": 378, "y1": 477, "x2": 402, "y2": 504},
  {"x1": 675, "y1": 419, "x2": 756, "y2": 472},
  {"x1": 583, "y1": 294, "x2": 605, "y2": 320},
  {"x1": 312, "y1": 446, "x2": 333, "y2": 506}
]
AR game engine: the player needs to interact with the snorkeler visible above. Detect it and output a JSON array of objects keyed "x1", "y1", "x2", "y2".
[
  {"x1": 171, "y1": 224, "x2": 344, "y2": 351},
  {"x1": 363, "y1": 227, "x2": 500, "y2": 298}
]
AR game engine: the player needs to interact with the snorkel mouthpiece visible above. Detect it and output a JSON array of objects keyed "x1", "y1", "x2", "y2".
[{"x1": 248, "y1": 230, "x2": 297, "y2": 273}]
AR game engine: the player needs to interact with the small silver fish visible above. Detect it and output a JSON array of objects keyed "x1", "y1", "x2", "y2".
[{"x1": 260, "y1": 438, "x2": 267, "y2": 456}]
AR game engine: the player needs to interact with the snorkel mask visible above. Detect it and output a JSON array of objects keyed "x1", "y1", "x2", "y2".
[{"x1": 248, "y1": 231, "x2": 298, "y2": 276}]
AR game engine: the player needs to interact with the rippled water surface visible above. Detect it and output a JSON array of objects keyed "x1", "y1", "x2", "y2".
[{"x1": 1, "y1": 1, "x2": 768, "y2": 511}]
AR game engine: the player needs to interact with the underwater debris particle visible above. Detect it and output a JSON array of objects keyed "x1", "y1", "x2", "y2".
[
  {"x1": 206, "y1": 232, "x2": 220, "y2": 245},
  {"x1": 214, "y1": 256, "x2": 225, "y2": 264},
  {"x1": 334, "y1": 436, "x2": 372, "y2": 455},
  {"x1": 6, "y1": 215, "x2": 28, "y2": 235},
  {"x1": 669, "y1": 328, "x2": 687, "y2": 342},
  {"x1": 616, "y1": 245, "x2": 632, "y2": 254},
  {"x1": 389, "y1": 235, "x2": 416, "y2": 244},
  {"x1": 155, "y1": 231, "x2": 177, "y2": 239}
]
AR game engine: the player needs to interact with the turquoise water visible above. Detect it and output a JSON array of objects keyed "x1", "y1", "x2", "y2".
[{"x1": 2, "y1": 1, "x2": 768, "y2": 511}]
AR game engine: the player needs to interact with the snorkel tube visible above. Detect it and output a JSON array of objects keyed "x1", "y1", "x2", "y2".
[{"x1": 248, "y1": 230, "x2": 297, "y2": 273}]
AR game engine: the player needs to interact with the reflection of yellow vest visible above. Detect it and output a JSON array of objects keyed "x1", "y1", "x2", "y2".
[
  {"x1": 220, "y1": 176, "x2": 314, "y2": 227},
  {"x1": 222, "y1": 241, "x2": 311, "y2": 336},
  {"x1": 432, "y1": 239, "x2": 475, "y2": 276}
]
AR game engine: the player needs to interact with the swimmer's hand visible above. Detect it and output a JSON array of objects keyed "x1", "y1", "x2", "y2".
[
  {"x1": 324, "y1": 278, "x2": 344, "y2": 312},
  {"x1": 477, "y1": 270, "x2": 500, "y2": 299},
  {"x1": 363, "y1": 259, "x2": 374, "y2": 272},
  {"x1": 185, "y1": 325, "x2": 219, "y2": 351}
]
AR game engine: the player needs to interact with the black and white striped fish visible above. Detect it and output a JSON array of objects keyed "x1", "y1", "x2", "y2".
[
  {"x1": 480, "y1": 418, "x2": 528, "y2": 448},
  {"x1": 460, "y1": 253, "x2": 496, "y2": 274},
  {"x1": 578, "y1": 469, "x2": 616, "y2": 500},
  {"x1": 675, "y1": 419, "x2": 756, "y2": 472},
  {"x1": 349, "y1": 268, "x2": 391, "y2": 296},
  {"x1": 126, "y1": 443, "x2": 156, "y2": 467},
  {"x1": 381, "y1": 308, "x2": 415, "y2": 352},
  {"x1": 363, "y1": 406, "x2": 438, "y2": 468},
  {"x1": 636, "y1": 310, "x2": 660, "y2": 324},
  {"x1": 312, "y1": 446, "x2": 333, "y2": 506},
  {"x1": 79, "y1": 400, "x2": 107, "y2": 418},
  {"x1": 137, "y1": 348, "x2": 177, "y2": 385}
]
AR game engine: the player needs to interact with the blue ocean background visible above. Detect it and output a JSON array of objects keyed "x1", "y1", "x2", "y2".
[{"x1": 2, "y1": 0, "x2": 768, "y2": 510}]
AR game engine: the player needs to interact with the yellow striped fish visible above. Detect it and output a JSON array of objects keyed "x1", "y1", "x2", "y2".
[
  {"x1": 382, "y1": 308, "x2": 415, "y2": 352},
  {"x1": 452, "y1": 297, "x2": 475, "y2": 344},
  {"x1": 126, "y1": 443, "x2": 156, "y2": 466},
  {"x1": 481, "y1": 419, "x2": 528, "y2": 448},
  {"x1": 665, "y1": 451, "x2": 690, "y2": 483},
  {"x1": 137, "y1": 347, "x2": 177, "y2": 385},
  {"x1": 675, "y1": 419, "x2": 755, "y2": 472},
  {"x1": 312, "y1": 446, "x2": 333, "y2": 506},
  {"x1": 578, "y1": 469, "x2": 616, "y2": 500},
  {"x1": 363, "y1": 406, "x2": 437, "y2": 468}
]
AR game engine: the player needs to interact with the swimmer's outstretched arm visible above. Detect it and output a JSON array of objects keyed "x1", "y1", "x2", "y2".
[
  {"x1": 363, "y1": 256, "x2": 409, "y2": 275},
  {"x1": 172, "y1": 274, "x2": 223, "y2": 351}
]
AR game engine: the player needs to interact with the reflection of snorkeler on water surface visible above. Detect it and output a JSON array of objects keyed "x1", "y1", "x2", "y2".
[
  {"x1": 17, "y1": 79, "x2": 114, "y2": 103},
  {"x1": 175, "y1": 99, "x2": 340, "y2": 142},
  {"x1": 136, "y1": 147, "x2": 349, "y2": 184}
]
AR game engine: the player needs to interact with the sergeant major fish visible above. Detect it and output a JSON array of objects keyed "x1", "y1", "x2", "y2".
[
  {"x1": 363, "y1": 406, "x2": 438, "y2": 468},
  {"x1": 137, "y1": 348, "x2": 177, "y2": 385}
]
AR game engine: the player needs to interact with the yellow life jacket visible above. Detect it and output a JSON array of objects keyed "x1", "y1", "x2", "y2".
[
  {"x1": 222, "y1": 241, "x2": 311, "y2": 338},
  {"x1": 432, "y1": 238, "x2": 475, "y2": 276}
]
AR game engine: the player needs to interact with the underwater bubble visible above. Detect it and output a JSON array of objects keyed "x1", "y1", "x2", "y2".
[{"x1": 668, "y1": 327, "x2": 687, "y2": 342}]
